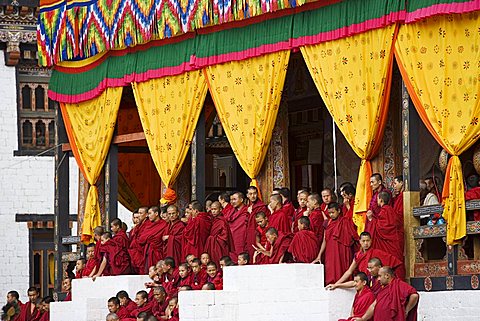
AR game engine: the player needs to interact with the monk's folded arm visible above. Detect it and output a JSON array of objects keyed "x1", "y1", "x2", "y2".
[{"x1": 405, "y1": 293, "x2": 419, "y2": 315}]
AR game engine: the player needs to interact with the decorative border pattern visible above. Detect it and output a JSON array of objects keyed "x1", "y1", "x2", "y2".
[{"x1": 414, "y1": 262, "x2": 449, "y2": 277}]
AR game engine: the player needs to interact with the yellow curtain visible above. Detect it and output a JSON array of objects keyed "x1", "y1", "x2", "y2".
[
  {"x1": 301, "y1": 24, "x2": 396, "y2": 233},
  {"x1": 204, "y1": 50, "x2": 290, "y2": 191},
  {"x1": 132, "y1": 70, "x2": 208, "y2": 192},
  {"x1": 61, "y1": 87, "x2": 123, "y2": 244},
  {"x1": 395, "y1": 13, "x2": 480, "y2": 245}
]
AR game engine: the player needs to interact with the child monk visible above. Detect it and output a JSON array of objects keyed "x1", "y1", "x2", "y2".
[
  {"x1": 75, "y1": 258, "x2": 85, "y2": 278},
  {"x1": 83, "y1": 243, "x2": 97, "y2": 277},
  {"x1": 176, "y1": 263, "x2": 193, "y2": 288},
  {"x1": 254, "y1": 212, "x2": 269, "y2": 252},
  {"x1": 204, "y1": 201, "x2": 234, "y2": 264},
  {"x1": 110, "y1": 218, "x2": 129, "y2": 250},
  {"x1": 200, "y1": 253, "x2": 211, "y2": 270},
  {"x1": 116, "y1": 290, "x2": 137, "y2": 314},
  {"x1": 304, "y1": 193, "x2": 325, "y2": 243},
  {"x1": 62, "y1": 278, "x2": 72, "y2": 301},
  {"x1": 219, "y1": 256, "x2": 234, "y2": 269},
  {"x1": 293, "y1": 190, "x2": 309, "y2": 233},
  {"x1": 190, "y1": 258, "x2": 208, "y2": 290},
  {"x1": 165, "y1": 297, "x2": 179, "y2": 321},
  {"x1": 288, "y1": 216, "x2": 320, "y2": 263},
  {"x1": 92, "y1": 232, "x2": 131, "y2": 280},
  {"x1": 338, "y1": 272, "x2": 375, "y2": 321},
  {"x1": 313, "y1": 202, "x2": 359, "y2": 285},
  {"x1": 206, "y1": 262, "x2": 223, "y2": 290},
  {"x1": 160, "y1": 257, "x2": 180, "y2": 297},
  {"x1": 254, "y1": 227, "x2": 293, "y2": 264},
  {"x1": 237, "y1": 252, "x2": 250, "y2": 266},
  {"x1": 268, "y1": 194, "x2": 291, "y2": 234}
]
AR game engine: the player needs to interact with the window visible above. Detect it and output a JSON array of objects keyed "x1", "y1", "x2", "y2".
[{"x1": 16, "y1": 60, "x2": 55, "y2": 156}]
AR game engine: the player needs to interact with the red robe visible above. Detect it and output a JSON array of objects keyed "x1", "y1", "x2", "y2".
[
  {"x1": 393, "y1": 192, "x2": 405, "y2": 255},
  {"x1": 162, "y1": 269, "x2": 180, "y2": 297},
  {"x1": 116, "y1": 306, "x2": 130, "y2": 319},
  {"x1": 125, "y1": 300, "x2": 137, "y2": 314},
  {"x1": 38, "y1": 313, "x2": 49, "y2": 321},
  {"x1": 368, "y1": 275, "x2": 382, "y2": 297},
  {"x1": 207, "y1": 272, "x2": 223, "y2": 290},
  {"x1": 309, "y1": 207, "x2": 325, "y2": 243},
  {"x1": 374, "y1": 278, "x2": 418, "y2": 321},
  {"x1": 225, "y1": 205, "x2": 248, "y2": 255},
  {"x1": 342, "y1": 199, "x2": 355, "y2": 221},
  {"x1": 64, "y1": 292, "x2": 71, "y2": 301},
  {"x1": 269, "y1": 207, "x2": 291, "y2": 234},
  {"x1": 245, "y1": 200, "x2": 267, "y2": 257},
  {"x1": 256, "y1": 224, "x2": 269, "y2": 250},
  {"x1": 190, "y1": 269, "x2": 208, "y2": 290},
  {"x1": 128, "y1": 301, "x2": 154, "y2": 319},
  {"x1": 151, "y1": 299, "x2": 169, "y2": 320},
  {"x1": 288, "y1": 229, "x2": 320, "y2": 263},
  {"x1": 17, "y1": 302, "x2": 39, "y2": 321},
  {"x1": 292, "y1": 206, "x2": 307, "y2": 233},
  {"x1": 128, "y1": 219, "x2": 149, "y2": 274},
  {"x1": 182, "y1": 212, "x2": 212, "y2": 258},
  {"x1": 176, "y1": 273, "x2": 194, "y2": 288},
  {"x1": 320, "y1": 203, "x2": 329, "y2": 220},
  {"x1": 283, "y1": 202, "x2": 295, "y2": 221},
  {"x1": 204, "y1": 214, "x2": 234, "y2": 264},
  {"x1": 164, "y1": 219, "x2": 185, "y2": 266},
  {"x1": 267, "y1": 232, "x2": 293, "y2": 264},
  {"x1": 83, "y1": 258, "x2": 96, "y2": 277},
  {"x1": 339, "y1": 287, "x2": 375, "y2": 321},
  {"x1": 100, "y1": 238, "x2": 131, "y2": 275},
  {"x1": 354, "y1": 248, "x2": 404, "y2": 280},
  {"x1": 139, "y1": 219, "x2": 169, "y2": 273},
  {"x1": 113, "y1": 229, "x2": 130, "y2": 251},
  {"x1": 324, "y1": 216, "x2": 359, "y2": 285},
  {"x1": 366, "y1": 205, "x2": 403, "y2": 262},
  {"x1": 465, "y1": 187, "x2": 480, "y2": 221}
]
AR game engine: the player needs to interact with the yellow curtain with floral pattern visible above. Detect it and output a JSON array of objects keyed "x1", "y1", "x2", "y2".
[
  {"x1": 61, "y1": 87, "x2": 123, "y2": 244},
  {"x1": 301, "y1": 24, "x2": 396, "y2": 233},
  {"x1": 132, "y1": 70, "x2": 208, "y2": 194},
  {"x1": 204, "y1": 51, "x2": 290, "y2": 191},
  {"x1": 395, "y1": 13, "x2": 480, "y2": 245}
]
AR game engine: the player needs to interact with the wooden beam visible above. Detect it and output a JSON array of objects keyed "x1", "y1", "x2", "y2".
[
  {"x1": 62, "y1": 132, "x2": 146, "y2": 151},
  {"x1": 16, "y1": 214, "x2": 78, "y2": 222}
]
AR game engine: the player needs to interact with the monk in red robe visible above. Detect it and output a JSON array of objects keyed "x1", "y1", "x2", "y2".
[
  {"x1": 110, "y1": 218, "x2": 129, "y2": 251},
  {"x1": 339, "y1": 272, "x2": 375, "y2": 321},
  {"x1": 82, "y1": 244, "x2": 97, "y2": 277},
  {"x1": 356, "y1": 267, "x2": 419, "y2": 321},
  {"x1": 254, "y1": 227, "x2": 293, "y2": 264},
  {"x1": 340, "y1": 184, "x2": 356, "y2": 221},
  {"x1": 219, "y1": 193, "x2": 235, "y2": 221},
  {"x1": 159, "y1": 257, "x2": 180, "y2": 297},
  {"x1": 314, "y1": 202, "x2": 359, "y2": 285},
  {"x1": 37, "y1": 296, "x2": 53, "y2": 321},
  {"x1": 89, "y1": 226, "x2": 105, "y2": 277},
  {"x1": 305, "y1": 193, "x2": 325, "y2": 243},
  {"x1": 366, "y1": 191, "x2": 405, "y2": 278},
  {"x1": 182, "y1": 201, "x2": 212, "y2": 258},
  {"x1": 117, "y1": 291, "x2": 137, "y2": 315},
  {"x1": 128, "y1": 207, "x2": 149, "y2": 274},
  {"x1": 255, "y1": 212, "x2": 270, "y2": 252},
  {"x1": 320, "y1": 188, "x2": 334, "y2": 221},
  {"x1": 293, "y1": 190, "x2": 309, "y2": 233},
  {"x1": 245, "y1": 186, "x2": 268, "y2": 257},
  {"x1": 288, "y1": 216, "x2": 320, "y2": 263},
  {"x1": 366, "y1": 173, "x2": 392, "y2": 231},
  {"x1": 268, "y1": 194, "x2": 291, "y2": 234},
  {"x1": 206, "y1": 262, "x2": 223, "y2": 290},
  {"x1": 126, "y1": 291, "x2": 153, "y2": 320},
  {"x1": 151, "y1": 286, "x2": 169, "y2": 320},
  {"x1": 176, "y1": 263, "x2": 193, "y2": 288},
  {"x1": 189, "y1": 258, "x2": 208, "y2": 290},
  {"x1": 392, "y1": 175, "x2": 405, "y2": 255},
  {"x1": 326, "y1": 232, "x2": 403, "y2": 289},
  {"x1": 204, "y1": 201, "x2": 234, "y2": 264},
  {"x1": 465, "y1": 174, "x2": 480, "y2": 221},
  {"x1": 62, "y1": 278, "x2": 72, "y2": 302},
  {"x1": 225, "y1": 192, "x2": 248, "y2": 255},
  {"x1": 163, "y1": 205, "x2": 185, "y2": 265},
  {"x1": 17, "y1": 287, "x2": 39, "y2": 321},
  {"x1": 108, "y1": 297, "x2": 130, "y2": 319},
  {"x1": 139, "y1": 206, "x2": 169, "y2": 274},
  {"x1": 276, "y1": 188, "x2": 295, "y2": 222},
  {"x1": 93, "y1": 232, "x2": 131, "y2": 278},
  {"x1": 237, "y1": 252, "x2": 250, "y2": 265}
]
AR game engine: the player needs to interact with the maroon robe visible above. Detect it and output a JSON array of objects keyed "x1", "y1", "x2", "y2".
[
  {"x1": 368, "y1": 275, "x2": 382, "y2": 297},
  {"x1": 366, "y1": 205, "x2": 403, "y2": 262},
  {"x1": 292, "y1": 206, "x2": 307, "y2": 233},
  {"x1": 83, "y1": 258, "x2": 96, "y2": 277},
  {"x1": 207, "y1": 272, "x2": 223, "y2": 290},
  {"x1": 374, "y1": 278, "x2": 418, "y2": 321},
  {"x1": 393, "y1": 192, "x2": 405, "y2": 255},
  {"x1": 38, "y1": 313, "x2": 49, "y2": 321},
  {"x1": 128, "y1": 219, "x2": 149, "y2": 274},
  {"x1": 365, "y1": 185, "x2": 393, "y2": 232},
  {"x1": 267, "y1": 232, "x2": 293, "y2": 264},
  {"x1": 288, "y1": 229, "x2": 320, "y2": 263},
  {"x1": 182, "y1": 212, "x2": 212, "y2": 258},
  {"x1": 354, "y1": 248, "x2": 404, "y2": 280},
  {"x1": 164, "y1": 219, "x2": 185, "y2": 266},
  {"x1": 190, "y1": 269, "x2": 208, "y2": 290},
  {"x1": 64, "y1": 292, "x2": 71, "y2": 302},
  {"x1": 100, "y1": 239, "x2": 131, "y2": 275},
  {"x1": 113, "y1": 229, "x2": 130, "y2": 251},
  {"x1": 309, "y1": 207, "x2": 325, "y2": 243},
  {"x1": 225, "y1": 205, "x2": 248, "y2": 255},
  {"x1": 176, "y1": 273, "x2": 194, "y2": 288},
  {"x1": 124, "y1": 299, "x2": 137, "y2": 314},
  {"x1": 269, "y1": 207, "x2": 291, "y2": 234},
  {"x1": 204, "y1": 214, "x2": 234, "y2": 265},
  {"x1": 151, "y1": 299, "x2": 169, "y2": 320},
  {"x1": 324, "y1": 216, "x2": 359, "y2": 285},
  {"x1": 342, "y1": 199, "x2": 355, "y2": 221},
  {"x1": 465, "y1": 187, "x2": 480, "y2": 221},
  {"x1": 320, "y1": 203, "x2": 329, "y2": 220},
  {"x1": 17, "y1": 302, "x2": 39, "y2": 321},
  {"x1": 245, "y1": 200, "x2": 267, "y2": 257},
  {"x1": 117, "y1": 306, "x2": 130, "y2": 319},
  {"x1": 162, "y1": 268, "x2": 180, "y2": 297},
  {"x1": 283, "y1": 201, "x2": 295, "y2": 221},
  {"x1": 339, "y1": 287, "x2": 375, "y2": 321},
  {"x1": 139, "y1": 219, "x2": 169, "y2": 273},
  {"x1": 127, "y1": 301, "x2": 154, "y2": 319}
]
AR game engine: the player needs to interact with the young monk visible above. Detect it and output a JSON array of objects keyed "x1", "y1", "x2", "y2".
[
  {"x1": 268, "y1": 194, "x2": 291, "y2": 234},
  {"x1": 326, "y1": 232, "x2": 403, "y2": 289},
  {"x1": 75, "y1": 258, "x2": 86, "y2": 278},
  {"x1": 338, "y1": 272, "x2": 375, "y2": 321},
  {"x1": 254, "y1": 227, "x2": 293, "y2": 264},
  {"x1": 254, "y1": 212, "x2": 270, "y2": 252},
  {"x1": 245, "y1": 186, "x2": 267, "y2": 257},
  {"x1": 62, "y1": 278, "x2": 72, "y2": 301},
  {"x1": 83, "y1": 243, "x2": 97, "y2": 277},
  {"x1": 237, "y1": 252, "x2": 250, "y2": 266},
  {"x1": 204, "y1": 201, "x2": 234, "y2": 264},
  {"x1": 110, "y1": 218, "x2": 129, "y2": 250},
  {"x1": 190, "y1": 258, "x2": 208, "y2": 290},
  {"x1": 38, "y1": 296, "x2": 53, "y2": 321},
  {"x1": 200, "y1": 253, "x2": 211, "y2": 269},
  {"x1": 320, "y1": 188, "x2": 334, "y2": 220},
  {"x1": 176, "y1": 263, "x2": 193, "y2": 288},
  {"x1": 226, "y1": 192, "x2": 249, "y2": 255},
  {"x1": 18, "y1": 287, "x2": 39, "y2": 320},
  {"x1": 182, "y1": 202, "x2": 212, "y2": 259},
  {"x1": 108, "y1": 297, "x2": 129, "y2": 319},
  {"x1": 313, "y1": 202, "x2": 359, "y2": 285},
  {"x1": 293, "y1": 190, "x2": 309, "y2": 233},
  {"x1": 340, "y1": 184, "x2": 356, "y2": 221},
  {"x1": 163, "y1": 205, "x2": 185, "y2": 266},
  {"x1": 218, "y1": 193, "x2": 235, "y2": 219},
  {"x1": 128, "y1": 207, "x2": 150, "y2": 274},
  {"x1": 165, "y1": 297, "x2": 179, "y2": 321},
  {"x1": 206, "y1": 262, "x2": 223, "y2": 290},
  {"x1": 277, "y1": 188, "x2": 295, "y2": 221},
  {"x1": 139, "y1": 206, "x2": 169, "y2": 274},
  {"x1": 160, "y1": 257, "x2": 180, "y2": 297},
  {"x1": 219, "y1": 256, "x2": 235, "y2": 269},
  {"x1": 90, "y1": 226, "x2": 105, "y2": 277},
  {"x1": 356, "y1": 267, "x2": 419, "y2": 321},
  {"x1": 186, "y1": 254, "x2": 196, "y2": 267},
  {"x1": 93, "y1": 232, "x2": 131, "y2": 279},
  {"x1": 117, "y1": 291, "x2": 137, "y2": 314},
  {"x1": 128, "y1": 291, "x2": 153, "y2": 319},
  {"x1": 304, "y1": 193, "x2": 325, "y2": 243},
  {"x1": 288, "y1": 216, "x2": 320, "y2": 263}
]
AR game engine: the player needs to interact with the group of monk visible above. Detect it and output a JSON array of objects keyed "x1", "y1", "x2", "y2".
[
  {"x1": 6, "y1": 173, "x2": 419, "y2": 321},
  {"x1": 3, "y1": 288, "x2": 53, "y2": 321}
]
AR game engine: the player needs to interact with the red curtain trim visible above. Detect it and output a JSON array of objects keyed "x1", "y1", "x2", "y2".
[{"x1": 405, "y1": 1, "x2": 480, "y2": 23}]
